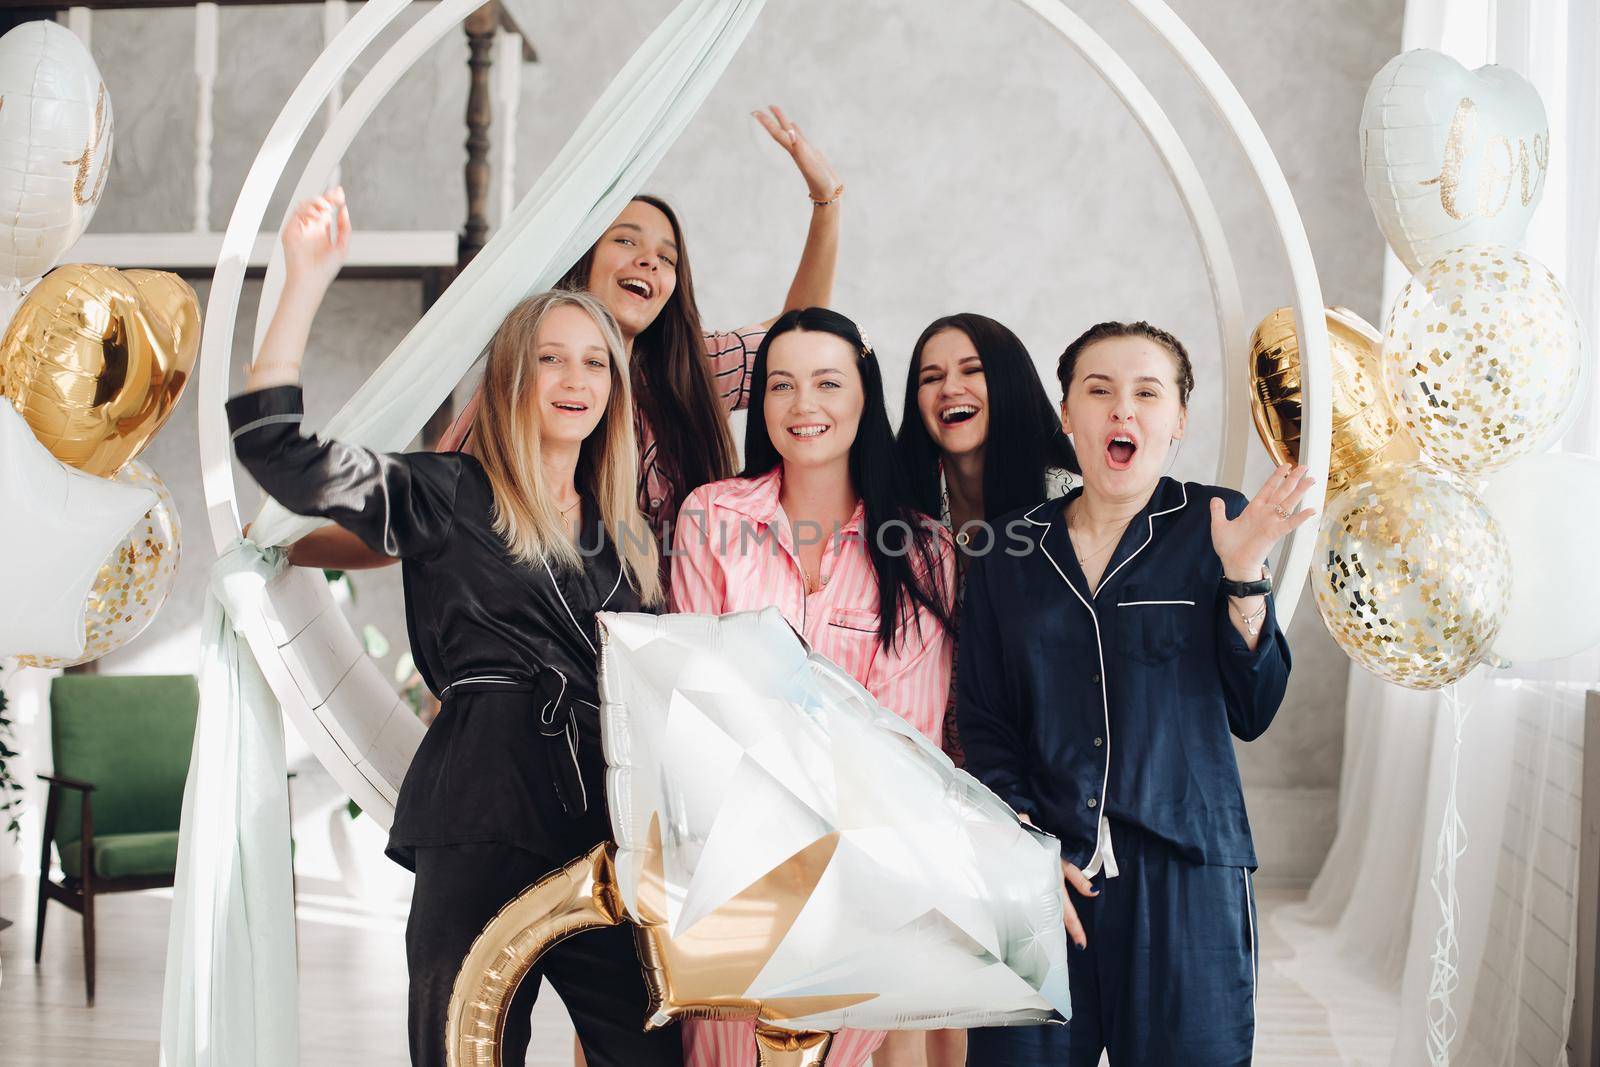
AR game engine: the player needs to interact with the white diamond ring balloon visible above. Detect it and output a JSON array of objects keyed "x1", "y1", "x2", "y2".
[{"x1": 599, "y1": 607, "x2": 1071, "y2": 1034}]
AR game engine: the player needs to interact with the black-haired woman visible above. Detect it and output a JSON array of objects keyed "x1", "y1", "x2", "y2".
[
  {"x1": 882, "y1": 313, "x2": 1077, "y2": 1067},
  {"x1": 670, "y1": 308, "x2": 955, "y2": 1067},
  {"x1": 897, "y1": 312, "x2": 1078, "y2": 766},
  {"x1": 958, "y1": 322, "x2": 1313, "y2": 1065}
]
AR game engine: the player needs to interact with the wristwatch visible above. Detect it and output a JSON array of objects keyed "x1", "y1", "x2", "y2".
[{"x1": 1220, "y1": 567, "x2": 1273, "y2": 599}]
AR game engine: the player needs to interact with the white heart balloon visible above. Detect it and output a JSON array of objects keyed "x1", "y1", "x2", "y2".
[
  {"x1": 1361, "y1": 49, "x2": 1547, "y2": 273},
  {"x1": 0, "y1": 22, "x2": 114, "y2": 289},
  {"x1": 1481, "y1": 454, "x2": 1600, "y2": 664}
]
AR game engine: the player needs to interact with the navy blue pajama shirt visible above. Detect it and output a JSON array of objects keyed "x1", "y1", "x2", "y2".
[{"x1": 957, "y1": 477, "x2": 1291, "y2": 1066}]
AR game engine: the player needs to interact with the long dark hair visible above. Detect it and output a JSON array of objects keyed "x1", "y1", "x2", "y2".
[
  {"x1": 742, "y1": 308, "x2": 952, "y2": 651},
  {"x1": 897, "y1": 313, "x2": 1078, "y2": 520},
  {"x1": 558, "y1": 194, "x2": 737, "y2": 510}
]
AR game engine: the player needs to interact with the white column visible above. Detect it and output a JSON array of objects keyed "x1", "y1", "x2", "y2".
[
  {"x1": 323, "y1": 0, "x2": 350, "y2": 189},
  {"x1": 193, "y1": 3, "x2": 219, "y2": 234},
  {"x1": 66, "y1": 7, "x2": 91, "y2": 48},
  {"x1": 493, "y1": 30, "x2": 523, "y2": 226}
]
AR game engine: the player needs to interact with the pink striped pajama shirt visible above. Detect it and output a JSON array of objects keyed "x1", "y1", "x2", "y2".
[{"x1": 669, "y1": 468, "x2": 955, "y2": 1067}]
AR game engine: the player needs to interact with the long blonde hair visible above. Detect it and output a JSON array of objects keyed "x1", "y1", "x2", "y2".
[{"x1": 472, "y1": 289, "x2": 660, "y2": 605}]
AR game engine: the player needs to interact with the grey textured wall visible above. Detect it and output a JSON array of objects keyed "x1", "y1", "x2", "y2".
[{"x1": 84, "y1": 0, "x2": 1401, "y2": 885}]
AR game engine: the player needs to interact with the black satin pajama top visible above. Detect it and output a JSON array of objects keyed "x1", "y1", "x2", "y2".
[{"x1": 228, "y1": 385, "x2": 650, "y2": 870}]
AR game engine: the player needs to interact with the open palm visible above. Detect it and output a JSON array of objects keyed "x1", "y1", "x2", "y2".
[
  {"x1": 1209, "y1": 464, "x2": 1317, "y2": 578},
  {"x1": 282, "y1": 185, "x2": 351, "y2": 294},
  {"x1": 754, "y1": 104, "x2": 840, "y2": 201}
]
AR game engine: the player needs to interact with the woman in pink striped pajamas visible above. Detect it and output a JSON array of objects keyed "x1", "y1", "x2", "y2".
[{"x1": 669, "y1": 307, "x2": 957, "y2": 1067}]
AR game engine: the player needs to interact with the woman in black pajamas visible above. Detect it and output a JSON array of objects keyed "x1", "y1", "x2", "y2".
[{"x1": 229, "y1": 188, "x2": 680, "y2": 1067}]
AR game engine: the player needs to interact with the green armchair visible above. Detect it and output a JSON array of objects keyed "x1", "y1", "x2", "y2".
[{"x1": 35, "y1": 674, "x2": 199, "y2": 1005}]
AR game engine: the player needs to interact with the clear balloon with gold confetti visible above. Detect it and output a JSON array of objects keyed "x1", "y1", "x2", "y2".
[
  {"x1": 18, "y1": 459, "x2": 181, "y2": 668},
  {"x1": 1312, "y1": 463, "x2": 1509, "y2": 690},
  {"x1": 1381, "y1": 245, "x2": 1584, "y2": 476}
]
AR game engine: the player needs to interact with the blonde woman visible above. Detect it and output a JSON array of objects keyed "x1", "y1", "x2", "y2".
[{"x1": 230, "y1": 189, "x2": 678, "y2": 1067}]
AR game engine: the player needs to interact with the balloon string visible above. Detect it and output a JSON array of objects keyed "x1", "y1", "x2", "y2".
[{"x1": 1425, "y1": 680, "x2": 1472, "y2": 1065}]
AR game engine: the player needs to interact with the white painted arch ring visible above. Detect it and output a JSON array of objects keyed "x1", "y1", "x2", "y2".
[{"x1": 198, "y1": 0, "x2": 1330, "y2": 828}]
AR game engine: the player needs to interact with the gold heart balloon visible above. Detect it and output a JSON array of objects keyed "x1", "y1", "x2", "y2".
[
  {"x1": 1248, "y1": 305, "x2": 1415, "y2": 496},
  {"x1": 0, "y1": 263, "x2": 200, "y2": 477}
]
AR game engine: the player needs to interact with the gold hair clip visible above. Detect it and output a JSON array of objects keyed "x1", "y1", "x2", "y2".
[{"x1": 857, "y1": 327, "x2": 875, "y2": 359}]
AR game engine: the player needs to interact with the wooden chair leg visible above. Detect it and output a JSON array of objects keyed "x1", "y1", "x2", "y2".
[
  {"x1": 81, "y1": 882, "x2": 95, "y2": 1006},
  {"x1": 32, "y1": 866, "x2": 47, "y2": 964},
  {"x1": 80, "y1": 795, "x2": 95, "y2": 1006},
  {"x1": 34, "y1": 783, "x2": 58, "y2": 964}
]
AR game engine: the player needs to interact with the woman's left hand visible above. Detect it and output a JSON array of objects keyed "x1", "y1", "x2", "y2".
[
  {"x1": 1209, "y1": 464, "x2": 1318, "y2": 578},
  {"x1": 754, "y1": 105, "x2": 840, "y2": 201}
]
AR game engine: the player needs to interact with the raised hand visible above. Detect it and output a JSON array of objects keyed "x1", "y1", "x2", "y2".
[
  {"x1": 247, "y1": 186, "x2": 351, "y2": 390},
  {"x1": 1209, "y1": 463, "x2": 1318, "y2": 579},
  {"x1": 753, "y1": 105, "x2": 840, "y2": 202},
  {"x1": 282, "y1": 185, "x2": 351, "y2": 296}
]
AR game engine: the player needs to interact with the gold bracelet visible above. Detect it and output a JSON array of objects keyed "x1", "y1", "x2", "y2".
[{"x1": 810, "y1": 182, "x2": 844, "y2": 207}]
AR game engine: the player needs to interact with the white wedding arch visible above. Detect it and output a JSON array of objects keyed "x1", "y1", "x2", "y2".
[{"x1": 196, "y1": 0, "x2": 1331, "y2": 832}]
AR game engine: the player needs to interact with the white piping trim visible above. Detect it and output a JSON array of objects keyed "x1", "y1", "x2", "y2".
[
  {"x1": 543, "y1": 558, "x2": 598, "y2": 656},
  {"x1": 536, "y1": 669, "x2": 569, "y2": 727},
  {"x1": 1021, "y1": 498, "x2": 1055, "y2": 526},
  {"x1": 438, "y1": 674, "x2": 523, "y2": 695},
  {"x1": 1244, "y1": 867, "x2": 1257, "y2": 1056},
  {"x1": 1030, "y1": 483, "x2": 1188, "y2": 857},
  {"x1": 565, "y1": 719, "x2": 588, "y2": 810},
  {"x1": 600, "y1": 562, "x2": 624, "y2": 609},
  {"x1": 1033, "y1": 522, "x2": 1114, "y2": 852},
  {"x1": 230, "y1": 412, "x2": 303, "y2": 439},
  {"x1": 1094, "y1": 482, "x2": 1188, "y2": 599},
  {"x1": 1116, "y1": 599, "x2": 1195, "y2": 607}
]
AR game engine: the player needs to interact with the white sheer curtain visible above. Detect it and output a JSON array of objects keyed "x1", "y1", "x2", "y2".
[{"x1": 1273, "y1": 2, "x2": 1600, "y2": 1064}]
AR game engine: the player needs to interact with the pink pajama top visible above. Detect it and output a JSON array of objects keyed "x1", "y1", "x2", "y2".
[{"x1": 669, "y1": 467, "x2": 955, "y2": 1067}]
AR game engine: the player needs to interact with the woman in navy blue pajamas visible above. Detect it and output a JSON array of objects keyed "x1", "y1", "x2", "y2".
[{"x1": 957, "y1": 321, "x2": 1316, "y2": 1065}]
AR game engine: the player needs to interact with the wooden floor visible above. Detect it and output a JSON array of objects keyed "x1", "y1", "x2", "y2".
[
  {"x1": 0, "y1": 877, "x2": 1372, "y2": 1065},
  {"x1": 0, "y1": 874, "x2": 574, "y2": 1066}
]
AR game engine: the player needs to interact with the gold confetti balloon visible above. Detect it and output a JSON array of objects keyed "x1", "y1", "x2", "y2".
[
  {"x1": 1248, "y1": 305, "x2": 1415, "y2": 496},
  {"x1": 1382, "y1": 245, "x2": 1584, "y2": 476},
  {"x1": 0, "y1": 264, "x2": 200, "y2": 477},
  {"x1": 17, "y1": 460, "x2": 181, "y2": 669},
  {"x1": 1313, "y1": 464, "x2": 1509, "y2": 690}
]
